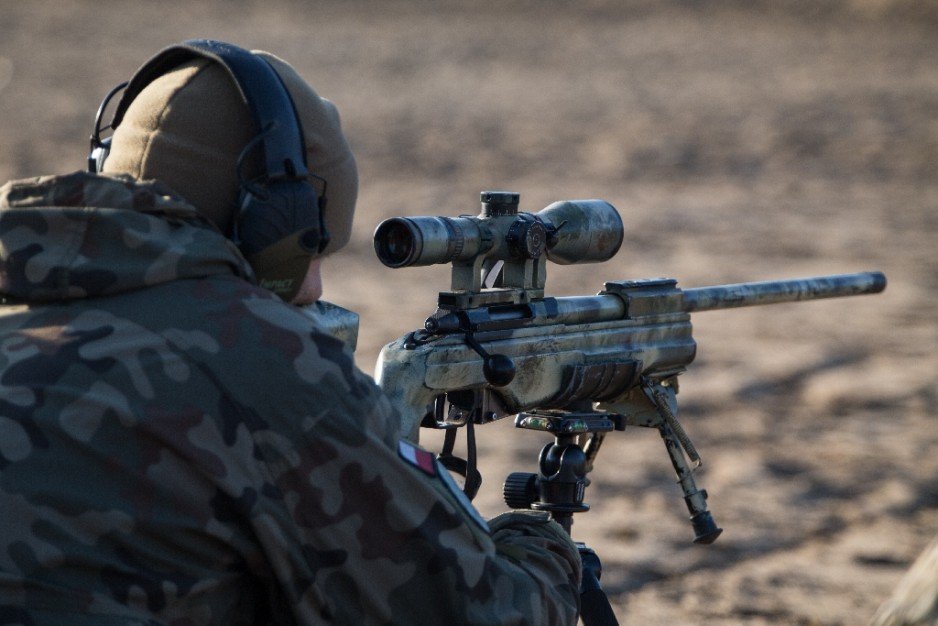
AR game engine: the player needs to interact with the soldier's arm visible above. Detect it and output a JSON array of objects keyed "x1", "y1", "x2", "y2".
[{"x1": 248, "y1": 332, "x2": 582, "y2": 624}]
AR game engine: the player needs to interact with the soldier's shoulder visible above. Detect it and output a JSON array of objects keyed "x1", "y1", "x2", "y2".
[{"x1": 197, "y1": 286, "x2": 383, "y2": 410}]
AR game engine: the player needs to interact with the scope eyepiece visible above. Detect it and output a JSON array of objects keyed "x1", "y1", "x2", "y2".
[
  {"x1": 374, "y1": 215, "x2": 487, "y2": 268},
  {"x1": 374, "y1": 218, "x2": 419, "y2": 267}
]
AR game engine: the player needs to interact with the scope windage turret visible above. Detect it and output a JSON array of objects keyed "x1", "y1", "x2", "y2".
[{"x1": 373, "y1": 193, "x2": 624, "y2": 268}]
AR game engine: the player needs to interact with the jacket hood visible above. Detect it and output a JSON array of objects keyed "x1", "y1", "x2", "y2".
[{"x1": 0, "y1": 171, "x2": 255, "y2": 302}]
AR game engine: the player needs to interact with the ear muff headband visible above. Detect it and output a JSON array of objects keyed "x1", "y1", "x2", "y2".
[{"x1": 109, "y1": 39, "x2": 309, "y2": 181}]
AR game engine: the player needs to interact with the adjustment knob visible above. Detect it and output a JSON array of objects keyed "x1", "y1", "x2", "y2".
[
  {"x1": 503, "y1": 472, "x2": 539, "y2": 509},
  {"x1": 480, "y1": 191, "x2": 520, "y2": 217},
  {"x1": 506, "y1": 214, "x2": 548, "y2": 259}
]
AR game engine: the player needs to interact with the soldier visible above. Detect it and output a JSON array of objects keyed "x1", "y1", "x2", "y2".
[{"x1": 0, "y1": 40, "x2": 581, "y2": 624}]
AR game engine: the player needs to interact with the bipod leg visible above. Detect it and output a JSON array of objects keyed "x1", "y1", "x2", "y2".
[{"x1": 578, "y1": 544, "x2": 619, "y2": 626}]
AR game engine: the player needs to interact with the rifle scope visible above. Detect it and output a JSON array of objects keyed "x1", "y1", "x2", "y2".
[{"x1": 374, "y1": 193, "x2": 624, "y2": 269}]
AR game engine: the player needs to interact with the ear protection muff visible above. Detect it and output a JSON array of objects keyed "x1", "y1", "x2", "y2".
[{"x1": 88, "y1": 39, "x2": 329, "y2": 297}]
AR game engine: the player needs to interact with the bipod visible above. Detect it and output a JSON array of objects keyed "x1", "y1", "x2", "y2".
[{"x1": 505, "y1": 409, "x2": 622, "y2": 626}]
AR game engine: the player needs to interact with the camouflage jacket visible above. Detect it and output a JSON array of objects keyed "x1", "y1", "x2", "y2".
[{"x1": 0, "y1": 172, "x2": 581, "y2": 625}]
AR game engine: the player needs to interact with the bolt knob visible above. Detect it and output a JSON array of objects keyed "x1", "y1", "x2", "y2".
[{"x1": 483, "y1": 353, "x2": 516, "y2": 387}]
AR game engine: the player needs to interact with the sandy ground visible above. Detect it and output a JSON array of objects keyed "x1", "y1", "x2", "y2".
[{"x1": 1, "y1": 1, "x2": 936, "y2": 623}]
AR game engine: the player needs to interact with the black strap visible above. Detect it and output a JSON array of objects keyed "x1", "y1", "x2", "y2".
[
  {"x1": 437, "y1": 420, "x2": 483, "y2": 501},
  {"x1": 110, "y1": 39, "x2": 307, "y2": 180},
  {"x1": 579, "y1": 546, "x2": 619, "y2": 625}
]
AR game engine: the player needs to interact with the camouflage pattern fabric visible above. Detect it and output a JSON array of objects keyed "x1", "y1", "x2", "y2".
[{"x1": 0, "y1": 172, "x2": 581, "y2": 625}]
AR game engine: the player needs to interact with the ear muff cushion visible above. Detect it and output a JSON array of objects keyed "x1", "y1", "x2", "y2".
[{"x1": 237, "y1": 178, "x2": 323, "y2": 258}]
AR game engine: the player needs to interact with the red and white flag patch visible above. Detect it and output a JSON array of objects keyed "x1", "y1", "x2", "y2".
[
  {"x1": 397, "y1": 440, "x2": 491, "y2": 534},
  {"x1": 398, "y1": 440, "x2": 437, "y2": 476}
]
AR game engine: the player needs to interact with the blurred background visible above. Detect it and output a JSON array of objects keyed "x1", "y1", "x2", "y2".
[{"x1": 2, "y1": 1, "x2": 935, "y2": 622}]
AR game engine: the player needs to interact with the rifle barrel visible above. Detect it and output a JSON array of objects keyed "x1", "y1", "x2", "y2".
[
  {"x1": 444, "y1": 272, "x2": 886, "y2": 332},
  {"x1": 681, "y1": 271, "x2": 887, "y2": 312}
]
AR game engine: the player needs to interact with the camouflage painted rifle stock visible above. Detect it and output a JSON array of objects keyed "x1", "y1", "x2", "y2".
[{"x1": 373, "y1": 191, "x2": 886, "y2": 543}]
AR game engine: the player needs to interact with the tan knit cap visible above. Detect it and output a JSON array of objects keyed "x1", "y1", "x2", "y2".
[{"x1": 102, "y1": 49, "x2": 357, "y2": 257}]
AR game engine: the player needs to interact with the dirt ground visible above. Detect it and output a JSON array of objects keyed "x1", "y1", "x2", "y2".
[{"x1": 1, "y1": 1, "x2": 936, "y2": 623}]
